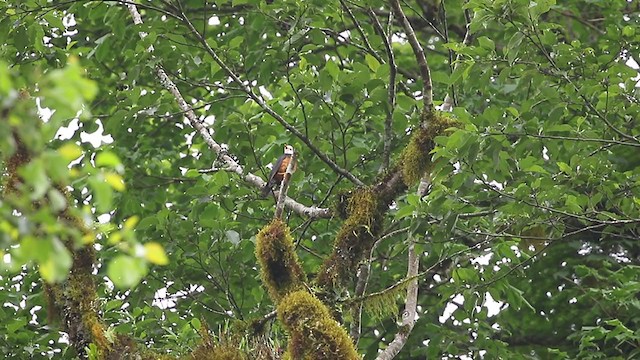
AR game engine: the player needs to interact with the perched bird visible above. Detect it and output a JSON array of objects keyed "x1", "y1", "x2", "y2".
[{"x1": 261, "y1": 144, "x2": 297, "y2": 197}]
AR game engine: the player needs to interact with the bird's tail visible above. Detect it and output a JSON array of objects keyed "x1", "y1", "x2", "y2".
[{"x1": 260, "y1": 183, "x2": 272, "y2": 198}]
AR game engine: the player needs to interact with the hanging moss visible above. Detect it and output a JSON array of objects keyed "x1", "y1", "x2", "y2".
[
  {"x1": 317, "y1": 187, "x2": 382, "y2": 287},
  {"x1": 360, "y1": 280, "x2": 410, "y2": 322},
  {"x1": 401, "y1": 111, "x2": 460, "y2": 186},
  {"x1": 255, "y1": 219, "x2": 306, "y2": 302},
  {"x1": 278, "y1": 291, "x2": 360, "y2": 360}
]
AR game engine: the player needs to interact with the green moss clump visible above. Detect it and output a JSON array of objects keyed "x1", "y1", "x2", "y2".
[
  {"x1": 190, "y1": 343, "x2": 247, "y2": 360},
  {"x1": 401, "y1": 111, "x2": 460, "y2": 186},
  {"x1": 278, "y1": 291, "x2": 360, "y2": 360},
  {"x1": 189, "y1": 323, "x2": 248, "y2": 360},
  {"x1": 106, "y1": 335, "x2": 138, "y2": 360},
  {"x1": 256, "y1": 219, "x2": 306, "y2": 302},
  {"x1": 317, "y1": 187, "x2": 381, "y2": 287},
  {"x1": 400, "y1": 127, "x2": 432, "y2": 186}
]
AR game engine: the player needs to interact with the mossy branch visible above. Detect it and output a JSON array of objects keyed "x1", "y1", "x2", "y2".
[
  {"x1": 1, "y1": 103, "x2": 110, "y2": 357},
  {"x1": 317, "y1": 112, "x2": 459, "y2": 289},
  {"x1": 278, "y1": 291, "x2": 360, "y2": 360},
  {"x1": 256, "y1": 219, "x2": 306, "y2": 302},
  {"x1": 317, "y1": 187, "x2": 382, "y2": 288}
]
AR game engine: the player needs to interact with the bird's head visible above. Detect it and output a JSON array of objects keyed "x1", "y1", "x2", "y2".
[{"x1": 284, "y1": 144, "x2": 294, "y2": 155}]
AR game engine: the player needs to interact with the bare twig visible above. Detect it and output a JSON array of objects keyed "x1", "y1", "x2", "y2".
[
  {"x1": 390, "y1": 0, "x2": 433, "y2": 115},
  {"x1": 340, "y1": 0, "x2": 382, "y2": 63},
  {"x1": 442, "y1": 5, "x2": 472, "y2": 111},
  {"x1": 125, "y1": 3, "x2": 330, "y2": 219},
  {"x1": 491, "y1": 132, "x2": 640, "y2": 148},
  {"x1": 369, "y1": 9, "x2": 398, "y2": 173}
]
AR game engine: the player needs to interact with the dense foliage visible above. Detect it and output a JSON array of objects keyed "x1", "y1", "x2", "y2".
[{"x1": 1, "y1": 0, "x2": 639, "y2": 358}]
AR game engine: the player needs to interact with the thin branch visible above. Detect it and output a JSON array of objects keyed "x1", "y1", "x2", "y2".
[
  {"x1": 349, "y1": 263, "x2": 369, "y2": 343},
  {"x1": 369, "y1": 9, "x2": 398, "y2": 173},
  {"x1": 175, "y1": 7, "x2": 365, "y2": 186},
  {"x1": 442, "y1": 5, "x2": 472, "y2": 111},
  {"x1": 388, "y1": 0, "x2": 446, "y2": 39},
  {"x1": 491, "y1": 132, "x2": 640, "y2": 148},
  {"x1": 16, "y1": 0, "x2": 180, "y2": 21},
  {"x1": 390, "y1": 0, "x2": 433, "y2": 115},
  {"x1": 125, "y1": 3, "x2": 330, "y2": 219},
  {"x1": 475, "y1": 240, "x2": 553, "y2": 289},
  {"x1": 551, "y1": 9, "x2": 605, "y2": 34},
  {"x1": 376, "y1": 175, "x2": 426, "y2": 359},
  {"x1": 470, "y1": 163, "x2": 640, "y2": 226},
  {"x1": 340, "y1": 0, "x2": 383, "y2": 63}
]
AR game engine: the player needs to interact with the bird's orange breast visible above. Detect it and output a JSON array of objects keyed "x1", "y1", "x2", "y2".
[{"x1": 274, "y1": 155, "x2": 296, "y2": 182}]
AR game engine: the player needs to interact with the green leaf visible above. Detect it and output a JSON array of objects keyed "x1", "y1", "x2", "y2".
[
  {"x1": 108, "y1": 255, "x2": 147, "y2": 288},
  {"x1": 325, "y1": 59, "x2": 340, "y2": 79},
  {"x1": 89, "y1": 176, "x2": 113, "y2": 213},
  {"x1": 557, "y1": 162, "x2": 572, "y2": 174},
  {"x1": 19, "y1": 159, "x2": 50, "y2": 200},
  {"x1": 95, "y1": 151, "x2": 122, "y2": 168},
  {"x1": 477, "y1": 36, "x2": 495, "y2": 51},
  {"x1": 505, "y1": 32, "x2": 524, "y2": 64},
  {"x1": 365, "y1": 54, "x2": 380, "y2": 72},
  {"x1": 39, "y1": 238, "x2": 72, "y2": 283}
]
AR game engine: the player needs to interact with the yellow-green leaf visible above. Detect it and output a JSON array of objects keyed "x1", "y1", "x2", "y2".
[
  {"x1": 105, "y1": 173, "x2": 125, "y2": 191},
  {"x1": 58, "y1": 143, "x2": 83, "y2": 161},
  {"x1": 144, "y1": 242, "x2": 169, "y2": 265},
  {"x1": 96, "y1": 151, "x2": 122, "y2": 168},
  {"x1": 124, "y1": 216, "x2": 139, "y2": 230}
]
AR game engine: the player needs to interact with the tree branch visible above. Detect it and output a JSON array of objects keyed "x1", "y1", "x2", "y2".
[
  {"x1": 389, "y1": 0, "x2": 434, "y2": 115},
  {"x1": 375, "y1": 239, "x2": 419, "y2": 360},
  {"x1": 125, "y1": 3, "x2": 330, "y2": 219},
  {"x1": 349, "y1": 262, "x2": 369, "y2": 344},
  {"x1": 442, "y1": 3, "x2": 473, "y2": 111},
  {"x1": 340, "y1": 0, "x2": 382, "y2": 63},
  {"x1": 369, "y1": 9, "x2": 398, "y2": 173}
]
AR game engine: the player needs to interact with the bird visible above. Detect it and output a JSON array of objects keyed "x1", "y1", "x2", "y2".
[{"x1": 261, "y1": 144, "x2": 297, "y2": 197}]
